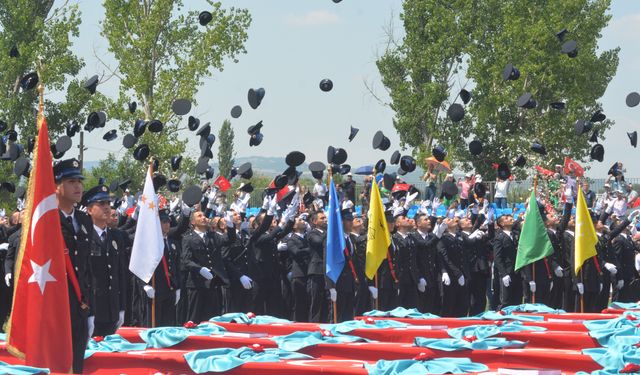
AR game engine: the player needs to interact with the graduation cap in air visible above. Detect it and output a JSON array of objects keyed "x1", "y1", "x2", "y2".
[
  {"x1": 204, "y1": 167, "x2": 215, "y2": 180},
  {"x1": 517, "y1": 92, "x2": 537, "y2": 109},
  {"x1": 5, "y1": 129, "x2": 17, "y2": 142},
  {"x1": 172, "y1": 99, "x2": 191, "y2": 116},
  {"x1": 247, "y1": 121, "x2": 263, "y2": 146},
  {"x1": 468, "y1": 140, "x2": 483, "y2": 156},
  {"x1": 309, "y1": 161, "x2": 326, "y2": 180},
  {"x1": 286, "y1": 151, "x2": 306, "y2": 167},
  {"x1": 200, "y1": 148, "x2": 213, "y2": 159},
  {"x1": 229, "y1": 167, "x2": 238, "y2": 179},
  {"x1": 66, "y1": 121, "x2": 80, "y2": 137},
  {"x1": 375, "y1": 159, "x2": 386, "y2": 174},
  {"x1": 195, "y1": 157, "x2": 210, "y2": 174},
  {"x1": 550, "y1": 102, "x2": 565, "y2": 110},
  {"x1": 399, "y1": 155, "x2": 416, "y2": 173},
  {"x1": 20, "y1": 72, "x2": 39, "y2": 91},
  {"x1": 248, "y1": 87, "x2": 266, "y2": 109},
  {"x1": 531, "y1": 141, "x2": 547, "y2": 155},
  {"x1": 133, "y1": 144, "x2": 150, "y2": 161},
  {"x1": 15, "y1": 185, "x2": 26, "y2": 200},
  {"x1": 319, "y1": 79, "x2": 333, "y2": 92},
  {"x1": 556, "y1": 28, "x2": 569, "y2": 41},
  {"x1": 122, "y1": 134, "x2": 137, "y2": 149},
  {"x1": 182, "y1": 185, "x2": 202, "y2": 207},
  {"x1": 13, "y1": 157, "x2": 30, "y2": 177},
  {"x1": 133, "y1": 119, "x2": 146, "y2": 137},
  {"x1": 195, "y1": 122, "x2": 211, "y2": 138},
  {"x1": 447, "y1": 103, "x2": 465, "y2": 122},
  {"x1": 372, "y1": 131, "x2": 391, "y2": 151},
  {"x1": 1, "y1": 143, "x2": 20, "y2": 161},
  {"x1": 9, "y1": 45, "x2": 19, "y2": 58},
  {"x1": 84, "y1": 75, "x2": 99, "y2": 94},
  {"x1": 382, "y1": 173, "x2": 396, "y2": 191},
  {"x1": 502, "y1": 63, "x2": 520, "y2": 81},
  {"x1": 626, "y1": 92, "x2": 640, "y2": 108},
  {"x1": 103, "y1": 129, "x2": 117, "y2": 142},
  {"x1": 590, "y1": 143, "x2": 604, "y2": 162},
  {"x1": 188, "y1": 116, "x2": 200, "y2": 131},
  {"x1": 26, "y1": 137, "x2": 35, "y2": 154},
  {"x1": 237, "y1": 162, "x2": 253, "y2": 180},
  {"x1": 128, "y1": 101, "x2": 137, "y2": 114},
  {"x1": 574, "y1": 120, "x2": 593, "y2": 135},
  {"x1": 108, "y1": 180, "x2": 119, "y2": 193},
  {"x1": 514, "y1": 154, "x2": 526, "y2": 168},
  {"x1": 432, "y1": 145, "x2": 447, "y2": 162},
  {"x1": 119, "y1": 179, "x2": 132, "y2": 191},
  {"x1": 199, "y1": 11, "x2": 213, "y2": 26},
  {"x1": 167, "y1": 179, "x2": 181, "y2": 193},
  {"x1": 0, "y1": 121, "x2": 6, "y2": 133},
  {"x1": 231, "y1": 105, "x2": 242, "y2": 119},
  {"x1": 348, "y1": 126, "x2": 359, "y2": 142},
  {"x1": 441, "y1": 180, "x2": 458, "y2": 199},
  {"x1": 497, "y1": 163, "x2": 511, "y2": 180},
  {"x1": 303, "y1": 191, "x2": 314, "y2": 207},
  {"x1": 460, "y1": 89, "x2": 472, "y2": 104},
  {"x1": 55, "y1": 136, "x2": 72, "y2": 156},
  {"x1": 628, "y1": 131, "x2": 638, "y2": 148},
  {"x1": 331, "y1": 147, "x2": 347, "y2": 165},
  {"x1": 561, "y1": 40, "x2": 578, "y2": 58},
  {"x1": 238, "y1": 182, "x2": 253, "y2": 193},
  {"x1": 199, "y1": 134, "x2": 215, "y2": 152},
  {"x1": 266, "y1": 175, "x2": 288, "y2": 194},
  {"x1": 339, "y1": 164, "x2": 351, "y2": 175},
  {"x1": 284, "y1": 166, "x2": 302, "y2": 185},
  {"x1": 589, "y1": 130, "x2": 599, "y2": 143},
  {"x1": 148, "y1": 119, "x2": 163, "y2": 133},
  {"x1": 590, "y1": 110, "x2": 606, "y2": 123},
  {"x1": 1, "y1": 181, "x2": 15, "y2": 193},
  {"x1": 390, "y1": 150, "x2": 400, "y2": 165}
]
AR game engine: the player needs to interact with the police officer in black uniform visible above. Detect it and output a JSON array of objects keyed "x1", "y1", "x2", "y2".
[
  {"x1": 53, "y1": 159, "x2": 94, "y2": 373},
  {"x1": 326, "y1": 209, "x2": 358, "y2": 322},
  {"x1": 307, "y1": 211, "x2": 328, "y2": 323},
  {"x1": 411, "y1": 213, "x2": 440, "y2": 314}
]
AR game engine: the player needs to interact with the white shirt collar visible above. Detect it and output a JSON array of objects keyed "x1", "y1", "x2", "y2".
[{"x1": 94, "y1": 225, "x2": 107, "y2": 238}]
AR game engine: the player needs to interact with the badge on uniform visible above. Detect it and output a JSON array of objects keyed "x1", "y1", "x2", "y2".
[{"x1": 81, "y1": 225, "x2": 88, "y2": 235}]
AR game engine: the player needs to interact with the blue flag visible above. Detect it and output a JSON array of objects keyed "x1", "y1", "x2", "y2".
[{"x1": 325, "y1": 180, "x2": 346, "y2": 283}]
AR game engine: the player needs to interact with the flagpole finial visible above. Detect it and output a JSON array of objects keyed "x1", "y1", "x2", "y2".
[{"x1": 37, "y1": 82, "x2": 45, "y2": 126}]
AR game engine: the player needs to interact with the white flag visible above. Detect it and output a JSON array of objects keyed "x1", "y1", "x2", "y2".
[{"x1": 129, "y1": 166, "x2": 164, "y2": 283}]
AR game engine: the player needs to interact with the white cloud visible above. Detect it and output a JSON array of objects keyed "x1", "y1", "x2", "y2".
[{"x1": 285, "y1": 10, "x2": 340, "y2": 27}]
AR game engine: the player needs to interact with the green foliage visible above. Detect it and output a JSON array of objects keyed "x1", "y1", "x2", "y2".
[
  {"x1": 217, "y1": 119, "x2": 235, "y2": 178},
  {"x1": 378, "y1": 0, "x2": 619, "y2": 179}
]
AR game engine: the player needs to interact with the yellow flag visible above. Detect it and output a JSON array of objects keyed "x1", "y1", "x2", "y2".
[
  {"x1": 575, "y1": 187, "x2": 598, "y2": 275},
  {"x1": 365, "y1": 181, "x2": 391, "y2": 280}
]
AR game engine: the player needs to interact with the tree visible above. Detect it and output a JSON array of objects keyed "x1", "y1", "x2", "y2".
[
  {"x1": 377, "y1": 0, "x2": 619, "y2": 178},
  {"x1": 100, "y1": 0, "x2": 251, "y2": 182},
  {"x1": 217, "y1": 119, "x2": 235, "y2": 178}
]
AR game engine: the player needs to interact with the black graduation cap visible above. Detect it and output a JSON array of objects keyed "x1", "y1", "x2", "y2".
[
  {"x1": 182, "y1": 185, "x2": 202, "y2": 207},
  {"x1": 468, "y1": 140, "x2": 483, "y2": 156},
  {"x1": 196, "y1": 122, "x2": 211, "y2": 138},
  {"x1": 273, "y1": 175, "x2": 288, "y2": 190},
  {"x1": 382, "y1": 173, "x2": 396, "y2": 191},
  {"x1": 333, "y1": 0, "x2": 342, "y2": 3},
  {"x1": 574, "y1": 120, "x2": 593, "y2": 135},
  {"x1": 231, "y1": 105, "x2": 242, "y2": 119},
  {"x1": 390, "y1": 150, "x2": 400, "y2": 165},
  {"x1": 103, "y1": 129, "x2": 117, "y2": 142},
  {"x1": 133, "y1": 144, "x2": 150, "y2": 161},
  {"x1": 188, "y1": 116, "x2": 200, "y2": 131},
  {"x1": 9, "y1": 45, "x2": 19, "y2": 58},
  {"x1": 20, "y1": 72, "x2": 39, "y2": 91},
  {"x1": 628, "y1": 131, "x2": 638, "y2": 148},
  {"x1": 1, "y1": 181, "x2": 15, "y2": 193},
  {"x1": 172, "y1": 99, "x2": 191, "y2": 116},
  {"x1": 119, "y1": 179, "x2": 131, "y2": 191},
  {"x1": 151, "y1": 159, "x2": 160, "y2": 173},
  {"x1": 167, "y1": 179, "x2": 181, "y2": 193},
  {"x1": 590, "y1": 143, "x2": 604, "y2": 162},
  {"x1": 238, "y1": 162, "x2": 253, "y2": 179},
  {"x1": 250, "y1": 132, "x2": 263, "y2": 147},
  {"x1": 399, "y1": 155, "x2": 416, "y2": 173},
  {"x1": 171, "y1": 156, "x2": 182, "y2": 171},
  {"x1": 590, "y1": 110, "x2": 606, "y2": 123},
  {"x1": 396, "y1": 168, "x2": 407, "y2": 176},
  {"x1": 516, "y1": 92, "x2": 537, "y2": 109},
  {"x1": 561, "y1": 40, "x2": 578, "y2": 58},
  {"x1": 122, "y1": 134, "x2": 137, "y2": 149},
  {"x1": 108, "y1": 180, "x2": 119, "y2": 192},
  {"x1": 229, "y1": 167, "x2": 238, "y2": 179},
  {"x1": 200, "y1": 134, "x2": 215, "y2": 151},
  {"x1": 247, "y1": 122, "x2": 262, "y2": 135},
  {"x1": 502, "y1": 63, "x2": 520, "y2": 81},
  {"x1": 66, "y1": 121, "x2": 80, "y2": 137},
  {"x1": 247, "y1": 121, "x2": 263, "y2": 146},
  {"x1": 514, "y1": 154, "x2": 526, "y2": 168},
  {"x1": 238, "y1": 182, "x2": 253, "y2": 193},
  {"x1": 55, "y1": 136, "x2": 72, "y2": 154},
  {"x1": 447, "y1": 103, "x2": 465, "y2": 122},
  {"x1": 26, "y1": 137, "x2": 35, "y2": 154},
  {"x1": 309, "y1": 161, "x2": 325, "y2": 180},
  {"x1": 497, "y1": 163, "x2": 511, "y2": 180},
  {"x1": 128, "y1": 101, "x2": 137, "y2": 114},
  {"x1": 84, "y1": 75, "x2": 99, "y2": 94},
  {"x1": 626, "y1": 92, "x2": 640, "y2": 108},
  {"x1": 348, "y1": 126, "x2": 359, "y2": 142},
  {"x1": 333, "y1": 148, "x2": 348, "y2": 165},
  {"x1": 133, "y1": 119, "x2": 146, "y2": 137},
  {"x1": 556, "y1": 28, "x2": 569, "y2": 41},
  {"x1": 195, "y1": 157, "x2": 210, "y2": 174},
  {"x1": 589, "y1": 130, "x2": 599, "y2": 143},
  {"x1": 550, "y1": 102, "x2": 565, "y2": 110},
  {"x1": 248, "y1": 88, "x2": 266, "y2": 109},
  {"x1": 319, "y1": 79, "x2": 333, "y2": 92},
  {"x1": 5, "y1": 129, "x2": 17, "y2": 142},
  {"x1": 286, "y1": 151, "x2": 306, "y2": 167},
  {"x1": 340, "y1": 164, "x2": 351, "y2": 175},
  {"x1": 303, "y1": 191, "x2": 314, "y2": 207},
  {"x1": 13, "y1": 157, "x2": 30, "y2": 177},
  {"x1": 441, "y1": 180, "x2": 458, "y2": 199},
  {"x1": 372, "y1": 131, "x2": 391, "y2": 151},
  {"x1": 1, "y1": 143, "x2": 20, "y2": 161},
  {"x1": 530, "y1": 141, "x2": 547, "y2": 155},
  {"x1": 204, "y1": 167, "x2": 215, "y2": 180},
  {"x1": 460, "y1": 89, "x2": 472, "y2": 104},
  {"x1": 375, "y1": 159, "x2": 386, "y2": 174},
  {"x1": 0, "y1": 121, "x2": 6, "y2": 133},
  {"x1": 200, "y1": 148, "x2": 213, "y2": 159},
  {"x1": 148, "y1": 119, "x2": 163, "y2": 133},
  {"x1": 199, "y1": 11, "x2": 213, "y2": 26},
  {"x1": 432, "y1": 145, "x2": 447, "y2": 162}
]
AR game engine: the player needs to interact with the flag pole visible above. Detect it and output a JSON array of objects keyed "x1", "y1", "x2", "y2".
[
  {"x1": 149, "y1": 158, "x2": 157, "y2": 328},
  {"x1": 372, "y1": 168, "x2": 379, "y2": 311},
  {"x1": 576, "y1": 176, "x2": 584, "y2": 313},
  {"x1": 532, "y1": 175, "x2": 538, "y2": 304},
  {"x1": 327, "y1": 166, "x2": 338, "y2": 324}
]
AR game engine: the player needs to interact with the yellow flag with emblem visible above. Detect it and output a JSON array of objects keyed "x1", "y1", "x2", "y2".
[
  {"x1": 365, "y1": 181, "x2": 391, "y2": 280},
  {"x1": 575, "y1": 187, "x2": 598, "y2": 275}
]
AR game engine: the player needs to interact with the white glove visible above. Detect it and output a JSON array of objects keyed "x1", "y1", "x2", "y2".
[
  {"x1": 486, "y1": 207, "x2": 495, "y2": 224},
  {"x1": 554, "y1": 266, "x2": 563, "y2": 278},
  {"x1": 418, "y1": 278, "x2": 427, "y2": 293},
  {"x1": 261, "y1": 195, "x2": 270, "y2": 210},
  {"x1": 469, "y1": 229, "x2": 484, "y2": 240},
  {"x1": 442, "y1": 272, "x2": 451, "y2": 286},
  {"x1": 277, "y1": 242, "x2": 288, "y2": 252},
  {"x1": 403, "y1": 191, "x2": 419, "y2": 210},
  {"x1": 576, "y1": 282, "x2": 584, "y2": 295},
  {"x1": 434, "y1": 222, "x2": 447, "y2": 238},
  {"x1": 432, "y1": 197, "x2": 441, "y2": 211},
  {"x1": 502, "y1": 275, "x2": 511, "y2": 287},
  {"x1": 240, "y1": 275, "x2": 253, "y2": 290},
  {"x1": 175, "y1": 289, "x2": 181, "y2": 305},
  {"x1": 0, "y1": 243, "x2": 8, "y2": 251},
  {"x1": 329, "y1": 288, "x2": 337, "y2": 302},
  {"x1": 4, "y1": 273, "x2": 11, "y2": 287},
  {"x1": 529, "y1": 281, "x2": 536, "y2": 293},
  {"x1": 419, "y1": 200, "x2": 432, "y2": 215},
  {"x1": 604, "y1": 262, "x2": 617, "y2": 275},
  {"x1": 368, "y1": 286, "x2": 378, "y2": 300},
  {"x1": 550, "y1": 281, "x2": 553, "y2": 291},
  {"x1": 87, "y1": 316, "x2": 95, "y2": 341},
  {"x1": 617, "y1": 279, "x2": 625, "y2": 290},
  {"x1": 287, "y1": 272, "x2": 293, "y2": 281},
  {"x1": 182, "y1": 206, "x2": 192, "y2": 216},
  {"x1": 458, "y1": 275, "x2": 465, "y2": 286},
  {"x1": 116, "y1": 310, "x2": 125, "y2": 330},
  {"x1": 267, "y1": 195, "x2": 278, "y2": 216},
  {"x1": 170, "y1": 197, "x2": 180, "y2": 211},
  {"x1": 199, "y1": 267, "x2": 214, "y2": 280},
  {"x1": 627, "y1": 210, "x2": 640, "y2": 222},
  {"x1": 224, "y1": 211, "x2": 234, "y2": 228},
  {"x1": 635, "y1": 253, "x2": 640, "y2": 272},
  {"x1": 143, "y1": 285, "x2": 155, "y2": 299}
]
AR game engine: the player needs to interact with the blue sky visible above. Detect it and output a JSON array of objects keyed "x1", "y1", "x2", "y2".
[{"x1": 70, "y1": 0, "x2": 640, "y2": 178}]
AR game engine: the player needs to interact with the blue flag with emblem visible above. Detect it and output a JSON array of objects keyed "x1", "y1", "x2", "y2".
[{"x1": 326, "y1": 180, "x2": 346, "y2": 283}]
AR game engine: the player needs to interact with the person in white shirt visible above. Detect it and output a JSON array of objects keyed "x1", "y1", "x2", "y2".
[
  {"x1": 494, "y1": 177, "x2": 510, "y2": 209},
  {"x1": 626, "y1": 183, "x2": 638, "y2": 205},
  {"x1": 313, "y1": 179, "x2": 327, "y2": 206}
]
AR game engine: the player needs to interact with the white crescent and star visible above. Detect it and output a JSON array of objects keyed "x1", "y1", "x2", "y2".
[
  {"x1": 28, "y1": 259, "x2": 57, "y2": 294},
  {"x1": 30, "y1": 193, "x2": 58, "y2": 245}
]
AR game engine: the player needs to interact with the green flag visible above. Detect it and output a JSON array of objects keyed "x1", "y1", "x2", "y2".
[{"x1": 515, "y1": 190, "x2": 555, "y2": 271}]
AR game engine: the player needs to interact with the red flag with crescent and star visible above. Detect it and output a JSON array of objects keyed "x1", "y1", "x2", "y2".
[{"x1": 6, "y1": 117, "x2": 73, "y2": 372}]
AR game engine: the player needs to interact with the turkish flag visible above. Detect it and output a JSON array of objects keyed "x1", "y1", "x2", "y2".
[
  {"x1": 535, "y1": 165, "x2": 555, "y2": 177},
  {"x1": 7, "y1": 117, "x2": 73, "y2": 372},
  {"x1": 213, "y1": 175, "x2": 231, "y2": 192},
  {"x1": 564, "y1": 157, "x2": 585, "y2": 177}
]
